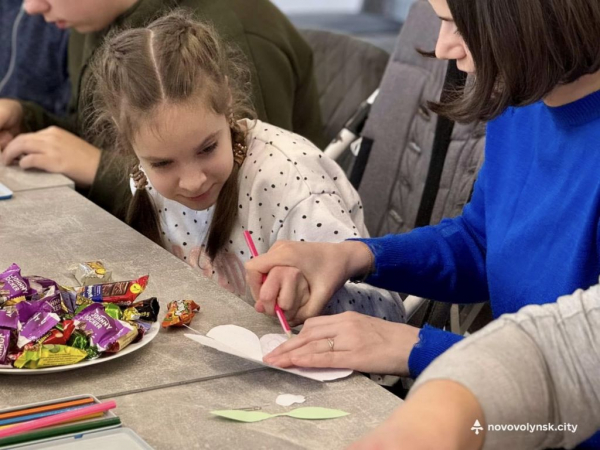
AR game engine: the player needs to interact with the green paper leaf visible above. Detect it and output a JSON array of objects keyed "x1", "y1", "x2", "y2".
[
  {"x1": 211, "y1": 410, "x2": 274, "y2": 423},
  {"x1": 210, "y1": 407, "x2": 350, "y2": 423},
  {"x1": 281, "y1": 407, "x2": 350, "y2": 420}
]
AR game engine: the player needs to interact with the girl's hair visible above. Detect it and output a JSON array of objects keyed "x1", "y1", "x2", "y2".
[
  {"x1": 87, "y1": 10, "x2": 254, "y2": 260},
  {"x1": 432, "y1": 0, "x2": 600, "y2": 123}
]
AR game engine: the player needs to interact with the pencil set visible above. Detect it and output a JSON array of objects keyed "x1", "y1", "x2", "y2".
[{"x1": 0, "y1": 395, "x2": 120, "y2": 448}]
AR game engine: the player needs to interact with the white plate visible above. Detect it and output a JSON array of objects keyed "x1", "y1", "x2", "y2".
[{"x1": 0, "y1": 321, "x2": 159, "y2": 375}]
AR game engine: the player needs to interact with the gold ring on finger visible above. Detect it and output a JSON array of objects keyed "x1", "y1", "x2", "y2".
[{"x1": 327, "y1": 338, "x2": 334, "y2": 352}]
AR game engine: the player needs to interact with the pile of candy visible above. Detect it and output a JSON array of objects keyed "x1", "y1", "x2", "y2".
[{"x1": 0, "y1": 263, "x2": 159, "y2": 370}]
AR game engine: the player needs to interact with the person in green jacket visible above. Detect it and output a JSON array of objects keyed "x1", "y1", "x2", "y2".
[{"x1": 0, "y1": 0, "x2": 324, "y2": 217}]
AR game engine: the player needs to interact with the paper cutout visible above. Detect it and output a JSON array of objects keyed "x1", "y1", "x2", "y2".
[
  {"x1": 211, "y1": 407, "x2": 349, "y2": 423},
  {"x1": 285, "y1": 407, "x2": 348, "y2": 420},
  {"x1": 185, "y1": 325, "x2": 352, "y2": 382},
  {"x1": 261, "y1": 334, "x2": 288, "y2": 355},
  {"x1": 276, "y1": 394, "x2": 306, "y2": 407}
]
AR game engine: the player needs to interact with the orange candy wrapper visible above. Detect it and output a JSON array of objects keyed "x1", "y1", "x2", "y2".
[{"x1": 161, "y1": 300, "x2": 200, "y2": 328}]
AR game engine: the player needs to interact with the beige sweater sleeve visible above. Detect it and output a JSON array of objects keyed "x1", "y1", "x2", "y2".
[{"x1": 412, "y1": 283, "x2": 600, "y2": 450}]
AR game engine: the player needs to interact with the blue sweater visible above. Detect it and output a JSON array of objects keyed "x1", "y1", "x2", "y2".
[
  {"x1": 357, "y1": 90, "x2": 600, "y2": 448},
  {"x1": 0, "y1": 0, "x2": 70, "y2": 116}
]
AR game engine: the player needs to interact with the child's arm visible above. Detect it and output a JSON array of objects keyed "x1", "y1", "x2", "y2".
[
  {"x1": 19, "y1": 100, "x2": 78, "y2": 135},
  {"x1": 86, "y1": 151, "x2": 132, "y2": 218}
]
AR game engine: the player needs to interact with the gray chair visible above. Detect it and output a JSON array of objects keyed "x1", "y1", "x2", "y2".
[
  {"x1": 299, "y1": 29, "x2": 389, "y2": 146},
  {"x1": 355, "y1": 0, "x2": 488, "y2": 331}
]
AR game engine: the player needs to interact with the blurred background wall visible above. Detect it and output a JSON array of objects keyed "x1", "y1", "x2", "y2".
[{"x1": 271, "y1": 0, "x2": 416, "y2": 52}]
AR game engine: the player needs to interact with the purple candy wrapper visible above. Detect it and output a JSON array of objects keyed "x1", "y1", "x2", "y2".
[
  {"x1": 17, "y1": 311, "x2": 60, "y2": 348},
  {"x1": 40, "y1": 290, "x2": 62, "y2": 314},
  {"x1": 131, "y1": 320, "x2": 152, "y2": 344},
  {"x1": 0, "y1": 264, "x2": 30, "y2": 300},
  {"x1": 25, "y1": 276, "x2": 59, "y2": 300},
  {"x1": 59, "y1": 287, "x2": 78, "y2": 315},
  {"x1": 0, "y1": 309, "x2": 19, "y2": 330},
  {"x1": 74, "y1": 303, "x2": 128, "y2": 352},
  {"x1": 15, "y1": 301, "x2": 49, "y2": 324},
  {"x1": 0, "y1": 328, "x2": 10, "y2": 365},
  {"x1": 15, "y1": 287, "x2": 63, "y2": 323}
]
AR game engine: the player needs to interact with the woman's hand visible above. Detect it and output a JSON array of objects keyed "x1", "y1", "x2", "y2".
[
  {"x1": 0, "y1": 99, "x2": 23, "y2": 150},
  {"x1": 348, "y1": 380, "x2": 486, "y2": 450},
  {"x1": 263, "y1": 311, "x2": 420, "y2": 376},
  {"x1": 1, "y1": 126, "x2": 101, "y2": 188},
  {"x1": 246, "y1": 240, "x2": 374, "y2": 324}
]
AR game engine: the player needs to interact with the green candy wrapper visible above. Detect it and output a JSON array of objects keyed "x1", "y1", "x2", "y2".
[
  {"x1": 103, "y1": 303, "x2": 123, "y2": 320},
  {"x1": 68, "y1": 330, "x2": 100, "y2": 360},
  {"x1": 85, "y1": 346, "x2": 100, "y2": 360},
  {"x1": 68, "y1": 331, "x2": 87, "y2": 349}
]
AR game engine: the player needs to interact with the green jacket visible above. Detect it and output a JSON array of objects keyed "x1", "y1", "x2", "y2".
[{"x1": 20, "y1": 0, "x2": 324, "y2": 217}]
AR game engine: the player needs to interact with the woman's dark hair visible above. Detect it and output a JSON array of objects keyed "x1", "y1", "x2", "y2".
[
  {"x1": 87, "y1": 10, "x2": 254, "y2": 259},
  {"x1": 432, "y1": 0, "x2": 600, "y2": 122}
]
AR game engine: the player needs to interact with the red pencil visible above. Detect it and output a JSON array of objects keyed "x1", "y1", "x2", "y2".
[{"x1": 243, "y1": 231, "x2": 293, "y2": 338}]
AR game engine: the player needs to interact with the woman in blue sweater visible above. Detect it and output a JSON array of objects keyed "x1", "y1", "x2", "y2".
[{"x1": 247, "y1": 0, "x2": 600, "y2": 447}]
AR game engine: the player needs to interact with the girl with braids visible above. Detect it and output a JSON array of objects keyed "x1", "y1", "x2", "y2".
[
  {"x1": 1, "y1": 0, "x2": 324, "y2": 219},
  {"x1": 89, "y1": 11, "x2": 405, "y2": 325}
]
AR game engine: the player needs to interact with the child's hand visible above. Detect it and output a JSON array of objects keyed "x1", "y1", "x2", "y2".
[
  {"x1": 253, "y1": 266, "x2": 310, "y2": 326},
  {"x1": 246, "y1": 240, "x2": 374, "y2": 324},
  {"x1": 0, "y1": 99, "x2": 23, "y2": 151},
  {"x1": 1, "y1": 126, "x2": 101, "y2": 188}
]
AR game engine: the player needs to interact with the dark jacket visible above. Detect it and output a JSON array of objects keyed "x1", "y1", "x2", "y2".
[{"x1": 1, "y1": 0, "x2": 70, "y2": 115}]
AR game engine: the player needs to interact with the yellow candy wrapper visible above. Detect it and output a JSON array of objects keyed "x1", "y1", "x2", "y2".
[{"x1": 14, "y1": 344, "x2": 87, "y2": 369}]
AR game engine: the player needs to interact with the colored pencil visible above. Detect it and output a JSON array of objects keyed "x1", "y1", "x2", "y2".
[
  {"x1": 243, "y1": 230, "x2": 293, "y2": 338},
  {"x1": 0, "y1": 412, "x2": 104, "y2": 430},
  {"x1": 0, "y1": 401, "x2": 117, "y2": 438},
  {"x1": 0, "y1": 404, "x2": 96, "y2": 426},
  {"x1": 0, "y1": 416, "x2": 121, "y2": 447},
  {"x1": 0, "y1": 397, "x2": 95, "y2": 420}
]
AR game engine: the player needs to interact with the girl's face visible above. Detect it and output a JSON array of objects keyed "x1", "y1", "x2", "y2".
[
  {"x1": 23, "y1": 0, "x2": 136, "y2": 33},
  {"x1": 428, "y1": 0, "x2": 475, "y2": 74},
  {"x1": 133, "y1": 101, "x2": 235, "y2": 212}
]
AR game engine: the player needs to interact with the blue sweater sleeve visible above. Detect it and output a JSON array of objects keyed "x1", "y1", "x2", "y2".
[
  {"x1": 408, "y1": 325, "x2": 464, "y2": 378},
  {"x1": 351, "y1": 162, "x2": 489, "y2": 303}
]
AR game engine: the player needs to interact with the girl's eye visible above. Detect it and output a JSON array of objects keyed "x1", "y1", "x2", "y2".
[
  {"x1": 150, "y1": 160, "x2": 172, "y2": 169},
  {"x1": 201, "y1": 142, "x2": 218, "y2": 155}
]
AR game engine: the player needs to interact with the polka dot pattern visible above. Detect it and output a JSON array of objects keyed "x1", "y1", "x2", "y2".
[{"x1": 132, "y1": 119, "x2": 406, "y2": 321}]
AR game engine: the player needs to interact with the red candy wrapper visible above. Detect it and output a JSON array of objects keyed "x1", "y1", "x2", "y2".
[
  {"x1": 78, "y1": 275, "x2": 149, "y2": 306},
  {"x1": 42, "y1": 320, "x2": 75, "y2": 345},
  {"x1": 161, "y1": 300, "x2": 200, "y2": 328}
]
